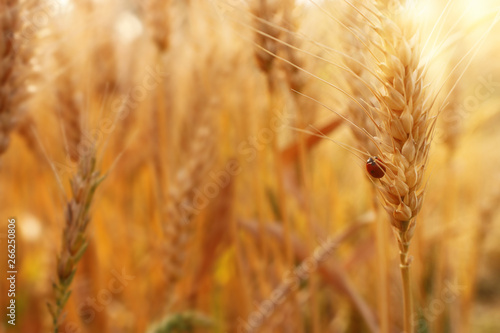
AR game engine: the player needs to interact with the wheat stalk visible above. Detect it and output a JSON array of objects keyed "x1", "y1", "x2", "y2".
[
  {"x1": 356, "y1": 2, "x2": 438, "y2": 331},
  {"x1": 47, "y1": 150, "x2": 104, "y2": 332},
  {"x1": 0, "y1": 0, "x2": 21, "y2": 155},
  {"x1": 161, "y1": 106, "x2": 216, "y2": 312},
  {"x1": 0, "y1": 0, "x2": 36, "y2": 156}
]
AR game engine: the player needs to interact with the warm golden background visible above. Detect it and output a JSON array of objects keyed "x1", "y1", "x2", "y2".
[{"x1": 1, "y1": 0, "x2": 500, "y2": 332}]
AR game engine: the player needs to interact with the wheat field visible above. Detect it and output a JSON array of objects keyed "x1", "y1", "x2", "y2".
[{"x1": 1, "y1": 0, "x2": 500, "y2": 332}]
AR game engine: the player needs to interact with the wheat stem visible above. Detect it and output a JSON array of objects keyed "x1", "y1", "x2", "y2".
[{"x1": 399, "y1": 237, "x2": 413, "y2": 333}]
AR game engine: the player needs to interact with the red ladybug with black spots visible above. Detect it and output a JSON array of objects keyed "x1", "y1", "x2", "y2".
[{"x1": 366, "y1": 156, "x2": 386, "y2": 178}]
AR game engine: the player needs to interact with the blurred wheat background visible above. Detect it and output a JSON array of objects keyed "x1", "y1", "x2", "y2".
[{"x1": 1, "y1": 0, "x2": 500, "y2": 332}]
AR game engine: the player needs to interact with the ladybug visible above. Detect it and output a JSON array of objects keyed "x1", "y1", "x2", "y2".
[{"x1": 366, "y1": 156, "x2": 386, "y2": 178}]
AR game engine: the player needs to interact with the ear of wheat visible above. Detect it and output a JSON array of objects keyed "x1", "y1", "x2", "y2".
[
  {"x1": 163, "y1": 119, "x2": 215, "y2": 285},
  {"x1": 0, "y1": 0, "x2": 36, "y2": 156},
  {"x1": 47, "y1": 152, "x2": 104, "y2": 332},
  {"x1": 54, "y1": 46, "x2": 83, "y2": 163},
  {"x1": 369, "y1": 4, "x2": 430, "y2": 242},
  {"x1": 362, "y1": 2, "x2": 436, "y2": 331},
  {"x1": 160, "y1": 87, "x2": 217, "y2": 314}
]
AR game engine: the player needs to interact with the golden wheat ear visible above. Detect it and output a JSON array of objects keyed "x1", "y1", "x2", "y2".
[{"x1": 345, "y1": 2, "x2": 440, "y2": 331}]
